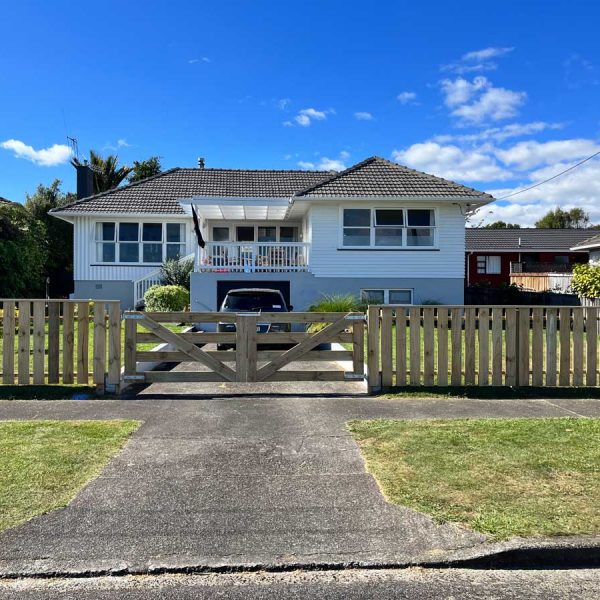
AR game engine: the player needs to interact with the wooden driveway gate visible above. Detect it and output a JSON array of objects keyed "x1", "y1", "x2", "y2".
[{"x1": 123, "y1": 311, "x2": 366, "y2": 384}]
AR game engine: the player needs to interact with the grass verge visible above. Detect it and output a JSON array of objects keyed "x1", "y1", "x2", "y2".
[
  {"x1": 380, "y1": 386, "x2": 600, "y2": 400},
  {"x1": 0, "y1": 419, "x2": 140, "y2": 532},
  {"x1": 348, "y1": 417, "x2": 600, "y2": 539}
]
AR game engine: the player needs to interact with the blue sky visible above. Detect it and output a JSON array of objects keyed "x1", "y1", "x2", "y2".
[{"x1": 1, "y1": 0, "x2": 599, "y2": 225}]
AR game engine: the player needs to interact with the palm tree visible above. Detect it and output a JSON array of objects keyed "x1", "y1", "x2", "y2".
[{"x1": 71, "y1": 151, "x2": 133, "y2": 194}]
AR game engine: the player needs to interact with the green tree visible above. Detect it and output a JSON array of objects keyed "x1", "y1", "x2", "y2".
[
  {"x1": 25, "y1": 180, "x2": 76, "y2": 296},
  {"x1": 482, "y1": 221, "x2": 521, "y2": 229},
  {"x1": 535, "y1": 208, "x2": 590, "y2": 229},
  {"x1": 72, "y1": 151, "x2": 132, "y2": 193},
  {"x1": 0, "y1": 203, "x2": 48, "y2": 297},
  {"x1": 128, "y1": 156, "x2": 162, "y2": 183}
]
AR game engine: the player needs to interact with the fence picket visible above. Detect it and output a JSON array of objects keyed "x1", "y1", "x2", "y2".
[
  {"x1": 367, "y1": 306, "x2": 380, "y2": 392},
  {"x1": 450, "y1": 308, "x2": 462, "y2": 386},
  {"x1": 546, "y1": 308, "x2": 558, "y2": 386},
  {"x1": 409, "y1": 308, "x2": 421, "y2": 385},
  {"x1": 478, "y1": 307, "x2": 489, "y2": 386},
  {"x1": 491, "y1": 308, "x2": 503, "y2": 386},
  {"x1": 352, "y1": 318, "x2": 365, "y2": 376},
  {"x1": 77, "y1": 302, "x2": 90, "y2": 384},
  {"x1": 586, "y1": 307, "x2": 597, "y2": 387},
  {"x1": 93, "y1": 303, "x2": 106, "y2": 392},
  {"x1": 559, "y1": 308, "x2": 571, "y2": 386},
  {"x1": 518, "y1": 307, "x2": 530, "y2": 386},
  {"x1": 47, "y1": 302, "x2": 60, "y2": 383},
  {"x1": 2, "y1": 301, "x2": 15, "y2": 384},
  {"x1": 437, "y1": 308, "x2": 448, "y2": 386},
  {"x1": 32, "y1": 301, "x2": 46, "y2": 384},
  {"x1": 423, "y1": 307, "x2": 435, "y2": 386},
  {"x1": 572, "y1": 308, "x2": 584, "y2": 386},
  {"x1": 107, "y1": 302, "x2": 121, "y2": 388},
  {"x1": 464, "y1": 308, "x2": 476, "y2": 385},
  {"x1": 531, "y1": 308, "x2": 544, "y2": 386},
  {"x1": 62, "y1": 302, "x2": 75, "y2": 384},
  {"x1": 395, "y1": 309, "x2": 407, "y2": 386},
  {"x1": 505, "y1": 308, "x2": 517, "y2": 387},
  {"x1": 381, "y1": 308, "x2": 393, "y2": 387},
  {"x1": 17, "y1": 301, "x2": 30, "y2": 385}
]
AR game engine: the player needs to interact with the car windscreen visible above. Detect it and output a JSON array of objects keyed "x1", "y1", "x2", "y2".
[{"x1": 222, "y1": 293, "x2": 286, "y2": 312}]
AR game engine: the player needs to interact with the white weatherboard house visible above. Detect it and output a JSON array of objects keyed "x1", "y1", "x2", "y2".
[{"x1": 50, "y1": 157, "x2": 492, "y2": 312}]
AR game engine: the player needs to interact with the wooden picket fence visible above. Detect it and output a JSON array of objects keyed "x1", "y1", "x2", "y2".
[
  {"x1": 367, "y1": 305, "x2": 599, "y2": 391},
  {"x1": 0, "y1": 299, "x2": 121, "y2": 393}
]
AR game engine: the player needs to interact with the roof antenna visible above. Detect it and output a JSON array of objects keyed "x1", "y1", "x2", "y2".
[
  {"x1": 197, "y1": 157, "x2": 205, "y2": 169},
  {"x1": 67, "y1": 136, "x2": 79, "y2": 160}
]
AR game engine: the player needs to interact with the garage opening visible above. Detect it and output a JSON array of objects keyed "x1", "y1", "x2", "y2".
[{"x1": 216, "y1": 281, "x2": 291, "y2": 310}]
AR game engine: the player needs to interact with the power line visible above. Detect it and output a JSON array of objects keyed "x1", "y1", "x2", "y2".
[{"x1": 496, "y1": 150, "x2": 600, "y2": 200}]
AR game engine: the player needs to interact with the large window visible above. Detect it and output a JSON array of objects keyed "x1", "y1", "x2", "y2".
[
  {"x1": 361, "y1": 288, "x2": 413, "y2": 305},
  {"x1": 476, "y1": 255, "x2": 501, "y2": 274},
  {"x1": 210, "y1": 224, "x2": 300, "y2": 243},
  {"x1": 342, "y1": 208, "x2": 435, "y2": 247},
  {"x1": 95, "y1": 222, "x2": 186, "y2": 263}
]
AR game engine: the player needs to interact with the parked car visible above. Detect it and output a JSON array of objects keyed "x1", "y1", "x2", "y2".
[{"x1": 217, "y1": 288, "x2": 293, "y2": 350}]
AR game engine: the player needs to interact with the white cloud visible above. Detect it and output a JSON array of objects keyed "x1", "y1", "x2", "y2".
[
  {"x1": 117, "y1": 138, "x2": 130, "y2": 148},
  {"x1": 354, "y1": 111, "x2": 373, "y2": 120},
  {"x1": 462, "y1": 47, "x2": 514, "y2": 62},
  {"x1": 339, "y1": 150, "x2": 351, "y2": 160},
  {"x1": 277, "y1": 98, "x2": 291, "y2": 110},
  {"x1": 297, "y1": 151, "x2": 349, "y2": 171},
  {"x1": 286, "y1": 107, "x2": 332, "y2": 127},
  {"x1": 188, "y1": 57, "x2": 210, "y2": 64},
  {"x1": 397, "y1": 91, "x2": 417, "y2": 105},
  {"x1": 297, "y1": 160, "x2": 315, "y2": 169},
  {"x1": 392, "y1": 142, "x2": 512, "y2": 182},
  {"x1": 494, "y1": 139, "x2": 600, "y2": 170},
  {"x1": 0, "y1": 139, "x2": 71, "y2": 166},
  {"x1": 440, "y1": 76, "x2": 526, "y2": 124},
  {"x1": 432, "y1": 121, "x2": 564, "y2": 144},
  {"x1": 442, "y1": 47, "x2": 513, "y2": 74}
]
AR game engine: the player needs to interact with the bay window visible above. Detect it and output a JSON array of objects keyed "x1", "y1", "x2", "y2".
[
  {"x1": 341, "y1": 208, "x2": 436, "y2": 248},
  {"x1": 95, "y1": 222, "x2": 187, "y2": 264}
]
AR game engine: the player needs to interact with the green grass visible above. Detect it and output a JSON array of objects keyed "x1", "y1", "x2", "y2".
[
  {"x1": 380, "y1": 386, "x2": 600, "y2": 400},
  {"x1": 349, "y1": 417, "x2": 600, "y2": 539},
  {"x1": 0, "y1": 419, "x2": 140, "y2": 532}
]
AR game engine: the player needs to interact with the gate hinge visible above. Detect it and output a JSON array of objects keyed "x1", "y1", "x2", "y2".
[{"x1": 344, "y1": 372, "x2": 366, "y2": 381}]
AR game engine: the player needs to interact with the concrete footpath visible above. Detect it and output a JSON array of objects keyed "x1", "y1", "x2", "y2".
[{"x1": 0, "y1": 396, "x2": 599, "y2": 578}]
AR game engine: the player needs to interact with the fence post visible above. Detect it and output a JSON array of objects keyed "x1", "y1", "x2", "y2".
[{"x1": 367, "y1": 305, "x2": 380, "y2": 393}]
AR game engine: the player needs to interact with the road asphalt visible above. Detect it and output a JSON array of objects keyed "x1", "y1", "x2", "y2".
[{"x1": 0, "y1": 396, "x2": 598, "y2": 580}]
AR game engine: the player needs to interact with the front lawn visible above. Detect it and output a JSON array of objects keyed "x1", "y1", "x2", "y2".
[
  {"x1": 0, "y1": 420, "x2": 140, "y2": 532},
  {"x1": 348, "y1": 417, "x2": 600, "y2": 539}
]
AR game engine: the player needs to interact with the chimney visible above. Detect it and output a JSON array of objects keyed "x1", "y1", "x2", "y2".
[
  {"x1": 75, "y1": 161, "x2": 95, "y2": 199},
  {"x1": 197, "y1": 157, "x2": 205, "y2": 169}
]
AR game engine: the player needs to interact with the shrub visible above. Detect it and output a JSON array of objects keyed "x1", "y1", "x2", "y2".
[
  {"x1": 571, "y1": 263, "x2": 600, "y2": 299},
  {"x1": 144, "y1": 285, "x2": 189, "y2": 312},
  {"x1": 159, "y1": 258, "x2": 194, "y2": 290},
  {"x1": 308, "y1": 293, "x2": 364, "y2": 313}
]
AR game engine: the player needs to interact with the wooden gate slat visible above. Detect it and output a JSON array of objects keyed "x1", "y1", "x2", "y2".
[
  {"x1": 62, "y1": 302, "x2": 75, "y2": 384},
  {"x1": 518, "y1": 307, "x2": 530, "y2": 387},
  {"x1": 47, "y1": 302, "x2": 60, "y2": 383},
  {"x1": 32, "y1": 301, "x2": 45, "y2": 384},
  {"x1": 491, "y1": 307, "x2": 503, "y2": 386},
  {"x1": 367, "y1": 306, "x2": 380, "y2": 392},
  {"x1": 478, "y1": 307, "x2": 489, "y2": 386},
  {"x1": 381, "y1": 308, "x2": 393, "y2": 388},
  {"x1": 352, "y1": 318, "x2": 365, "y2": 376},
  {"x1": 450, "y1": 308, "x2": 462, "y2": 386},
  {"x1": 586, "y1": 307, "x2": 597, "y2": 387},
  {"x1": 531, "y1": 307, "x2": 544, "y2": 386},
  {"x1": 464, "y1": 308, "x2": 476, "y2": 385},
  {"x1": 559, "y1": 307, "x2": 571, "y2": 386},
  {"x1": 572, "y1": 308, "x2": 584, "y2": 386},
  {"x1": 395, "y1": 309, "x2": 407, "y2": 386},
  {"x1": 546, "y1": 308, "x2": 558, "y2": 386},
  {"x1": 409, "y1": 307, "x2": 421, "y2": 385},
  {"x1": 18, "y1": 301, "x2": 30, "y2": 385},
  {"x1": 77, "y1": 302, "x2": 90, "y2": 384},
  {"x1": 437, "y1": 308, "x2": 448, "y2": 386},
  {"x1": 505, "y1": 308, "x2": 517, "y2": 387},
  {"x1": 423, "y1": 307, "x2": 435, "y2": 386}
]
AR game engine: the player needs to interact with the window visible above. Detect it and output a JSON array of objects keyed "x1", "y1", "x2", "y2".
[
  {"x1": 166, "y1": 223, "x2": 186, "y2": 259},
  {"x1": 258, "y1": 226, "x2": 277, "y2": 242},
  {"x1": 342, "y1": 208, "x2": 435, "y2": 247},
  {"x1": 96, "y1": 222, "x2": 116, "y2": 262},
  {"x1": 212, "y1": 227, "x2": 230, "y2": 242},
  {"x1": 476, "y1": 255, "x2": 501, "y2": 274},
  {"x1": 343, "y1": 209, "x2": 371, "y2": 246},
  {"x1": 361, "y1": 288, "x2": 413, "y2": 305},
  {"x1": 279, "y1": 226, "x2": 298, "y2": 242},
  {"x1": 94, "y1": 222, "x2": 187, "y2": 264}
]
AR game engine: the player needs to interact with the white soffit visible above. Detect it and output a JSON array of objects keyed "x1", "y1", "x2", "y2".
[{"x1": 181, "y1": 197, "x2": 292, "y2": 221}]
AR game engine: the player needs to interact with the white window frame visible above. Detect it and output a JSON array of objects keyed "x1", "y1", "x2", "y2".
[
  {"x1": 476, "y1": 255, "x2": 501, "y2": 274},
  {"x1": 339, "y1": 207, "x2": 437, "y2": 249},
  {"x1": 94, "y1": 221, "x2": 188, "y2": 265},
  {"x1": 209, "y1": 222, "x2": 302, "y2": 243},
  {"x1": 361, "y1": 288, "x2": 413, "y2": 305}
]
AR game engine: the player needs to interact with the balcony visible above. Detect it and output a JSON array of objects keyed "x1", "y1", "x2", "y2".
[
  {"x1": 198, "y1": 242, "x2": 309, "y2": 273},
  {"x1": 510, "y1": 261, "x2": 574, "y2": 274}
]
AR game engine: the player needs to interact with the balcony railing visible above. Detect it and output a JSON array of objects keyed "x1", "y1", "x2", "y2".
[
  {"x1": 510, "y1": 261, "x2": 575, "y2": 274},
  {"x1": 198, "y1": 242, "x2": 309, "y2": 273}
]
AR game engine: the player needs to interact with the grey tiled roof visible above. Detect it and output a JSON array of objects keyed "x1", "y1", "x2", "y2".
[
  {"x1": 294, "y1": 157, "x2": 493, "y2": 199},
  {"x1": 51, "y1": 168, "x2": 332, "y2": 214},
  {"x1": 571, "y1": 233, "x2": 600, "y2": 250},
  {"x1": 0, "y1": 196, "x2": 13, "y2": 204},
  {"x1": 466, "y1": 228, "x2": 596, "y2": 251},
  {"x1": 51, "y1": 156, "x2": 492, "y2": 215}
]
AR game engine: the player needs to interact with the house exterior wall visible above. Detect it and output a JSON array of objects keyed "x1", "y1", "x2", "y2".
[
  {"x1": 307, "y1": 202, "x2": 466, "y2": 279},
  {"x1": 590, "y1": 250, "x2": 600, "y2": 265},
  {"x1": 73, "y1": 280, "x2": 134, "y2": 307}
]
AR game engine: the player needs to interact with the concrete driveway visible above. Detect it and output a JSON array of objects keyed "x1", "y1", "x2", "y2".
[{"x1": 0, "y1": 396, "x2": 598, "y2": 577}]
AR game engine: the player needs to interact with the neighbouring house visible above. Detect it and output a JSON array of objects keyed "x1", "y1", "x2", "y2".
[
  {"x1": 466, "y1": 228, "x2": 592, "y2": 291},
  {"x1": 50, "y1": 156, "x2": 492, "y2": 311},
  {"x1": 0, "y1": 196, "x2": 14, "y2": 204},
  {"x1": 571, "y1": 233, "x2": 600, "y2": 266}
]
